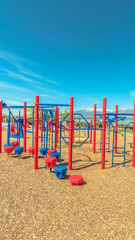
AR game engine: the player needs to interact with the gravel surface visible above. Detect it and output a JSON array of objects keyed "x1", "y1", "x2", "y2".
[{"x1": 0, "y1": 132, "x2": 135, "y2": 240}]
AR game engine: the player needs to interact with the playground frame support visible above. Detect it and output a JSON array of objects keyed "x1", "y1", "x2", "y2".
[
  {"x1": 55, "y1": 106, "x2": 59, "y2": 148},
  {"x1": 101, "y1": 98, "x2": 106, "y2": 169},
  {"x1": 93, "y1": 104, "x2": 96, "y2": 153},
  {"x1": 132, "y1": 100, "x2": 135, "y2": 167},
  {"x1": 69, "y1": 97, "x2": 74, "y2": 170},
  {"x1": 34, "y1": 95, "x2": 39, "y2": 170},
  {"x1": 115, "y1": 105, "x2": 118, "y2": 154},
  {"x1": 23, "y1": 102, "x2": 27, "y2": 152},
  {"x1": 0, "y1": 101, "x2": 2, "y2": 153}
]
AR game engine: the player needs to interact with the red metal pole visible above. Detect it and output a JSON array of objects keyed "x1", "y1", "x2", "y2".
[
  {"x1": 34, "y1": 95, "x2": 39, "y2": 170},
  {"x1": 101, "y1": 98, "x2": 106, "y2": 170},
  {"x1": 55, "y1": 107, "x2": 57, "y2": 148},
  {"x1": 132, "y1": 100, "x2": 135, "y2": 167},
  {"x1": 72, "y1": 119, "x2": 74, "y2": 144},
  {"x1": 57, "y1": 107, "x2": 59, "y2": 146},
  {"x1": 0, "y1": 101, "x2": 2, "y2": 153},
  {"x1": 93, "y1": 104, "x2": 96, "y2": 153},
  {"x1": 55, "y1": 106, "x2": 59, "y2": 148},
  {"x1": 41, "y1": 108, "x2": 43, "y2": 143},
  {"x1": 23, "y1": 102, "x2": 27, "y2": 152},
  {"x1": 69, "y1": 97, "x2": 73, "y2": 170},
  {"x1": 90, "y1": 120, "x2": 92, "y2": 144},
  {"x1": 114, "y1": 105, "x2": 118, "y2": 154}
]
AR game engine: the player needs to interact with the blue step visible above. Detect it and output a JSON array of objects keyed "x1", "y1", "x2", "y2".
[
  {"x1": 4, "y1": 143, "x2": 13, "y2": 147},
  {"x1": 40, "y1": 147, "x2": 49, "y2": 155},
  {"x1": 14, "y1": 147, "x2": 24, "y2": 155},
  {"x1": 54, "y1": 165, "x2": 67, "y2": 179},
  {"x1": 50, "y1": 152, "x2": 60, "y2": 160}
]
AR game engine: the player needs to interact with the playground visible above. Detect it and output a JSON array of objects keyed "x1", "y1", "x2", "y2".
[{"x1": 0, "y1": 96, "x2": 135, "y2": 239}]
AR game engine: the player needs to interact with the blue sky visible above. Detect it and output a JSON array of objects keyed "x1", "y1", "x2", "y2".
[{"x1": 0, "y1": 0, "x2": 135, "y2": 110}]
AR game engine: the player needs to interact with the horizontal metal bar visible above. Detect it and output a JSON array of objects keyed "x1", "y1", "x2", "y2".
[
  {"x1": 3, "y1": 106, "x2": 35, "y2": 108},
  {"x1": 39, "y1": 103, "x2": 69, "y2": 107}
]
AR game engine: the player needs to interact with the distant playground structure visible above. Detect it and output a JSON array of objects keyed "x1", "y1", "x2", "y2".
[{"x1": 0, "y1": 96, "x2": 135, "y2": 176}]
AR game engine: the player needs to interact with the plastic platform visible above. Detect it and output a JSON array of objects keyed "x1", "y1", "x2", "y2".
[
  {"x1": 47, "y1": 149, "x2": 57, "y2": 156},
  {"x1": 69, "y1": 175, "x2": 83, "y2": 186},
  {"x1": 55, "y1": 165, "x2": 67, "y2": 179},
  {"x1": 45, "y1": 156, "x2": 57, "y2": 173},
  {"x1": 14, "y1": 147, "x2": 24, "y2": 155},
  {"x1": 28, "y1": 147, "x2": 34, "y2": 155},
  {"x1": 12, "y1": 141, "x2": 19, "y2": 148},
  {"x1": 4, "y1": 145, "x2": 14, "y2": 154},
  {"x1": 50, "y1": 152, "x2": 60, "y2": 160},
  {"x1": 40, "y1": 147, "x2": 48, "y2": 156}
]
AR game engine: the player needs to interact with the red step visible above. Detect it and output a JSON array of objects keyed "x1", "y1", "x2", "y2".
[
  {"x1": 28, "y1": 147, "x2": 34, "y2": 155},
  {"x1": 4, "y1": 146, "x2": 14, "y2": 154},
  {"x1": 69, "y1": 175, "x2": 83, "y2": 186},
  {"x1": 12, "y1": 141, "x2": 19, "y2": 148},
  {"x1": 45, "y1": 157, "x2": 57, "y2": 169},
  {"x1": 47, "y1": 149, "x2": 57, "y2": 156}
]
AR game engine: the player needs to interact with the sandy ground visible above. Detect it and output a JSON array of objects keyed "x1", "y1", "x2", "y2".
[{"x1": 0, "y1": 130, "x2": 135, "y2": 240}]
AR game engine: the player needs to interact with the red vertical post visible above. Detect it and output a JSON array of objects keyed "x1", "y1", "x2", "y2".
[
  {"x1": 41, "y1": 108, "x2": 43, "y2": 143},
  {"x1": 55, "y1": 106, "x2": 57, "y2": 148},
  {"x1": 57, "y1": 107, "x2": 59, "y2": 146},
  {"x1": 90, "y1": 120, "x2": 93, "y2": 144},
  {"x1": 93, "y1": 104, "x2": 96, "y2": 153},
  {"x1": 114, "y1": 105, "x2": 118, "y2": 154},
  {"x1": 0, "y1": 101, "x2": 2, "y2": 153},
  {"x1": 55, "y1": 106, "x2": 59, "y2": 148},
  {"x1": 34, "y1": 95, "x2": 39, "y2": 170},
  {"x1": 132, "y1": 100, "x2": 135, "y2": 167},
  {"x1": 23, "y1": 102, "x2": 27, "y2": 152},
  {"x1": 69, "y1": 97, "x2": 73, "y2": 170},
  {"x1": 101, "y1": 98, "x2": 106, "y2": 170},
  {"x1": 72, "y1": 119, "x2": 74, "y2": 144}
]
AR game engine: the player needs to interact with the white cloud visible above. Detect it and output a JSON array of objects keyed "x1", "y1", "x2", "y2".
[
  {"x1": 40, "y1": 94, "x2": 57, "y2": 99},
  {"x1": 45, "y1": 78, "x2": 59, "y2": 85},
  {"x1": 85, "y1": 108, "x2": 102, "y2": 112},
  {"x1": 6, "y1": 100, "x2": 25, "y2": 106},
  {"x1": 0, "y1": 81, "x2": 30, "y2": 92},
  {"x1": 7, "y1": 71, "x2": 39, "y2": 84},
  {"x1": 0, "y1": 49, "x2": 37, "y2": 71},
  {"x1": 0, "y1": 49, "x2": 59, "y2": 85},
  {"x1": 18, "y1": 67, "x2": 43, "y2": 79},
  {"x1": 85, "y1": 108, "x2": 114, "y2": 112},
  {"x1": 15, "y1": 97, "x2": 33, "y2": 103}
]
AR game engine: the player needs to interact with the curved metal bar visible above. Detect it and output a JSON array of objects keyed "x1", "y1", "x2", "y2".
[
  {"x1": 124, "y1": 121, "x2": 133, "y2": 129},
  {"x1": 73, "y1": 137, "x2": 89, "y2": 147}
]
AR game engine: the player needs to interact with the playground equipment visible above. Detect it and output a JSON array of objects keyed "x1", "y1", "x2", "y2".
[
  {"x1": 91, "y1": 99, "x2": 135, "y2": 169},
  {"x1": 0, "y1": 96, "x2": 135, "y2": 172},
  {"x1": 45, "y1": 156, "x2": 57, "y2": 173},
  {"x1": 55, "y1": 165, "x2": 67, "y2": 179},
  {"x1": 69, "y1": 175, "x2": 83, "y2": 186}
]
